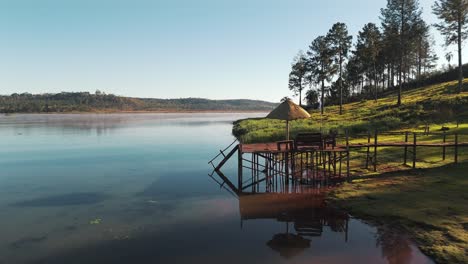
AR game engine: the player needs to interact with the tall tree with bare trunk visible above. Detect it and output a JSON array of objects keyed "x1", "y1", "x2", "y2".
[
  {"x1": 433, "y1": 0, "x2": 468, "y2": 93},
  {"x1": 307, "y1": 36, "x2": 337, "y2": 115},
  {"x1": 327, "y1": 22, "x2": 352, "y2": 115},
  {"x1": 288, "y1": 52, "x2": 308, "y2": 106}
]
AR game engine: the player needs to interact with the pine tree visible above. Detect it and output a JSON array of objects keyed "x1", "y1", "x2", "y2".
[
  {"x1": 356, "y1": 23, "x2": 382, "y2": 101},
  {"x1": 288, "y1": 52, "x2": 308, "y2": 106},
  {"x1": 327, "y1": 22, "x2": 353, "y2": 114},
  {"x1": 433, "y1": 0, "x2": 468, "y2": 93},
  {"x1": 307, "y1": 36, "x2": 337, "y2": 114},
  {"x1": 381, "y1": 0, "x2": 423, "y2": 105}
]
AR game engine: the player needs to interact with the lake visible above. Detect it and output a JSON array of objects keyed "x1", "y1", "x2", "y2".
[{"x1": 0, "y1": 113, "x2": 433, "y2": 264}]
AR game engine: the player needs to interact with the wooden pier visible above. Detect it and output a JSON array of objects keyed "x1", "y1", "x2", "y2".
[
  {"x1": 209, "y1": 131, "x2": 467, "y2": 194},
  {"x1": 209, "y1": 135, "x2": 352, "y2": 195}
]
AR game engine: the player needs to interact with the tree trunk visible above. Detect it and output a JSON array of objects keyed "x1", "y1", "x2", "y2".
[
  {"x1": 418, "y1": 42, "x2": 422, "y2": 82},
  {"x1": 458, "y1": 13, "x2": 463, "y2": 93},
  {"x1": 398, "y1": 66, "x2": 402, "y2": 106},
  {"x1": 299, "y1": 90, "x2": 302, "y2": 106},
  {"x1": 374, "y1": 62, "x2": 377, "y2": 101},
  {"x1": 321, "y1": 79, "x2": 325, "y2": 115},
  {"x1": 398, "y1": 0, "x2": 405, "y2": 106},
  {"x1": 339, "y1": 57, "x2": 343, "y2": 115}
]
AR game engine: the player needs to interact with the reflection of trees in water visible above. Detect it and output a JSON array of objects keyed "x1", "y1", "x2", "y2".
[
  {"x1": 2, "y1": 114, "x2": 240, "y2": 136},
  {"x1": 376, "y1": 226, "x2": 413, "y2": 264}
]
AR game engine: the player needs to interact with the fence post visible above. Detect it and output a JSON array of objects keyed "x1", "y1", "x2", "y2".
[
  {"x1": 285, "y1": 151, "x2": 290, "y2": 185},
  {"x1": 413, "y1": 133, "x2": 417, "y2": 169},
  {"x1": 366, "y1": 130, "x2": 371, "y2": 169},
  {"x1": 238, "y1": 147, "x2": 243, "y2": 190},
  {"x1": 455, "y1": 133, "x2": 458, "y2": 164},
  {"x1": 346, "y1": 129, "x2": 350, "y2": 182},
  {"x1": 374, "y1": 130, "x2": 378, "y2": 172},
  {"x1": 404, "y1": 131, "x2": 409, "y2": 165}
]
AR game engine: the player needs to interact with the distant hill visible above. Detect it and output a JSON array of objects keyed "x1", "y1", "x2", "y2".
[{"x1": 0, "y1": 92, "x2": 278, "y2": 113}]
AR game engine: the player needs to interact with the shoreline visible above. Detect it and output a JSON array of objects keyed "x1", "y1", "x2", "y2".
[
  {"x1": 327, "y1": 163, "x2": 468, "y2": 264},
  {"x1": 0, "y1": 110, "x2": 270, "y2": 115}
]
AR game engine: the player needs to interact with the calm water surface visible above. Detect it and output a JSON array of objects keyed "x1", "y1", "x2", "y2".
[{"x1": 0, "y1": 113, "x2": 433, "y2": 264}]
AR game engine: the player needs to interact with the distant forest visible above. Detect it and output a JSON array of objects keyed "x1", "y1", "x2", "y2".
[{"x1": 0, "y1": 92, "x2": 277, "y2": 113}]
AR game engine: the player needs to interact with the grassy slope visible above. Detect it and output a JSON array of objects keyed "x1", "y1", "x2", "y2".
[
  {"x1": 233, "y1": 80, "x2": 468, "y2": 263},
  {"x1": 233, "y1": 80, "x2": 468, "y2": 143},
  {"x1": 329, "y1": 163, "x2": 468, "y2": 264}
]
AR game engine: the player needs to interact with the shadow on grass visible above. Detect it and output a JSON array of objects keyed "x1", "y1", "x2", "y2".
[{"x1": 331, "y1": 162, "x2": 468, "y2": 264}]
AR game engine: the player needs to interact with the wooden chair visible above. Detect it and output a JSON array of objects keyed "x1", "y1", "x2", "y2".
[
  {"x1": 294, "y1": 133, "x2": 324, "y2": 150},
  {"x1": 277, "y1": 140, "x2": 294, "y2": 151},
  {"x1": 324, "y1": 131, "x2": 337, "y2": 149}
]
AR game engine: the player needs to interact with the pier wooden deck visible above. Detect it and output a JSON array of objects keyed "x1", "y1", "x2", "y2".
[
  {"x1": 240, "y1": 143, "x2": 347, "y2": 154},
  {"x1": 210, "y1": 131, "x2": 468, "y2": 195}
]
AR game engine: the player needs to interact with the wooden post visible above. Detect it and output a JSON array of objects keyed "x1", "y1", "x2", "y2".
[
  {"x1": 346, "y1": 129, "x2": 350, "y2": 182},
  {"x1": 403, "y1": 131, "x2": 408, "y2": 165},
  {"x1": 443, "y1": 131, "x2": 446, "y2": 161},
  {"x1": 339, "y1": 151, "x2": 343, "y2": 178},
  {"x1": 365, "y1": 131, "x2": 371, "y2": 169},
  {"x1": 455, "y1": 133, "x2": 458, "y2": 164},
  {"x1": 238, "y1": 147, "x2": 243, "y2": 190},
  {"x1": 333, "y1": 151, "x2": 337, "y2": 177},
  {"x1": 285, "y1": 151, "x2": 290, "y2": 185},
  {"x1": 373, "y1": 130, "x2": 378, "y2": 172},
  {"x1": 413, "y1": 133, "x2": 417, "y2": 169}
]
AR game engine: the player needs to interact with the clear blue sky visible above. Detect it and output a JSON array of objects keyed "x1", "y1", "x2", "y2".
[{"x1": 0, "y1": 0, "x2": 463, "y2": 102}]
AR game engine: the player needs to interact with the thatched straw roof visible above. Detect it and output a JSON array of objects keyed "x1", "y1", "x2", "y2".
[{"x1": 266, "y1": 99, "x2": 310, "y2": 121}]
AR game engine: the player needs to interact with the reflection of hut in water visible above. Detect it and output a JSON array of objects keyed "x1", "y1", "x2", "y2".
[
  {"x1": 209, "y1": 161, "x2": 350, "y2": 259},
  {"x1": 267, "y1": 233, "x2": 310, "y2": 259},
  {"x1": 238, "y1": 191, "x2": 349, "y2": 259},
  {"x1": 239, "y1": 192, "x2": 349, "y2": 238}
]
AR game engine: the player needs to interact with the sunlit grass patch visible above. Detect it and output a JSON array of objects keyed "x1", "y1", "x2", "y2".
[{"x1": 329, "y1": 163, "x2": 468, "y2": 264}]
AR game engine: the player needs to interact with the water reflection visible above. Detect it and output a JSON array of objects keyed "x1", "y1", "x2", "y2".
[
  {"x1": 211, "y1": 168, "x2": 433, "y2": 264},
  {"x1": 240, "y1": 191, "x2": 349, "y2": 259},
  {"x1": 377, "y1": 226, "x2": 416, "y2": 264},
  {"x1": 0, "y1": 113, "x2": 258, "y2": 136}
]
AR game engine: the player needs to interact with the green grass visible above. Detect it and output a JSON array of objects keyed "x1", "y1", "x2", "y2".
[
  {"x1": 328, "y1": 163, "x2": 468, "y2": 264},
  {"x1": 233, "y1": 79, "x2": 468, "y2": 174},
  {"x1": 233, "y1": 80, "x2": 468, "y2": 144}
]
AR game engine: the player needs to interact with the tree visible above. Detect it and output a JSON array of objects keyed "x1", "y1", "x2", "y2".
[
  {"x1": 446, "y1": 51, "x2": 454, "y2": 69},
  {"x1": 307, "y1": 36, "x2": 337, "y2": 114},
  {"x1": 288, "y1": 52, "x2": 308, "y2": 106},
  {"x1": 433, "y1": 0, "x2": 468, "y2": 93},
  {"x1": 418, "y1": 35, "x2": 438, "y2": 76},
  {"x1": 413, "y1": 20, "x2": 432, "y2": 80},
  {"x1": 381, "y1": 0, "x2": 424, "y2": 106},
  {"x1": 327, "y1": 22, "x2": 353, "y2": 114},
  {"x1": 356, "y1": 23, "x2": 382, "y2": 101},
  {"x1": 381, "y1": 22, "x2": 400, "y2": 89},
  {"x1": 305, "y1": 89, "x2": 319, "y2": 107},
  {"x1": 345, "y1": 54, "x2": 365, "y2": 95}
]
